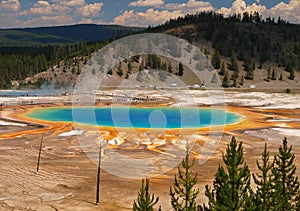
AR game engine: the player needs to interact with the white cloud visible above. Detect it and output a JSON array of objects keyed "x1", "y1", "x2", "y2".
[
  {"x1": 113, "y1": 8, "x2": 182, "y2": 26},
  {"x1": 216, "y1": 0, "x2": 300, "y2": 24},
  {"x1": 21, "y1": 1, "x2": 66, "y2": 15},
  {"x1": 116, "y1": 0, "x2": 214, "y2": 26},
  {"x1": 129, "y1": 0, "x2": 164, "y2": 7},
  {"x1": 163, "y1": 0, "x2": 214, "y2": 14},
  {"x1": 217, "y1": 0, "x2": 267, "y2": 17},
  {"x1": 267, "y1": 0, "x2": 300, "y2": 23},
  {"x1": 53, "y1": 0, "x2": 86, "y2": 7},
  {"x1": 0, "y1": 0, "x2": 20, "y2": 12},
  {"x1": 75, "y1": 2, "x2": 103, "y2": 17}
]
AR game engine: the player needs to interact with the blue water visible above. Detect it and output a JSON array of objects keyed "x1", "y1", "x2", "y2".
[{"x1": 25, "y1": 107, "x2": 242, "y2": 129}]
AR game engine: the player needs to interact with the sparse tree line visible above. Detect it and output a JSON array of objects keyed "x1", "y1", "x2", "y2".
[
  {"x1": 107, "y1": 55, "x2": 185, "y2": 82},
  {"x1": 133, "y1": 136, "x2": 300, "y2": 210},
  {"x1": 210, "y1": 49, "x2": 296, "y2": 88}
]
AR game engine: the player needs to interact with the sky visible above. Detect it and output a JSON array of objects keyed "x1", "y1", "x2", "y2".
[{"x1": 0, "y1": 0, "x2": 299, "y2": 28}]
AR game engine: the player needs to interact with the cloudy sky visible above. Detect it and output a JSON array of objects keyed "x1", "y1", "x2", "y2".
[{"x1": 0, "y1": 0, "x2": 299, "y2": 28}]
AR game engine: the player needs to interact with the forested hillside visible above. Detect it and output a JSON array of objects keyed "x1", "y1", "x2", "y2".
[
  {"x1": 0, "y1": 24, "x2": 141, "y2": 46},
  {"x1": 147, "y1": 12, "x2": 300, "y2": 88},
  {"x1": 0, "y1": 12, "x2": 299, "y2": 89}
]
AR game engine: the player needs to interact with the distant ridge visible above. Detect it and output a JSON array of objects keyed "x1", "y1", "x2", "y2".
[{"x1": 0, "y1": 24, "x2": 142, "y2": 46}]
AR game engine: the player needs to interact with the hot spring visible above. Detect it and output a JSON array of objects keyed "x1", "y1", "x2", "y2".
[{"x1": 24, "y1": 107, "x2": 242, "y2": 129}]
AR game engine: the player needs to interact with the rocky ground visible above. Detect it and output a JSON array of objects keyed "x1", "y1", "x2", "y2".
[{"x1": 0, "y1": 90, "x2": 299, "y2": 210}]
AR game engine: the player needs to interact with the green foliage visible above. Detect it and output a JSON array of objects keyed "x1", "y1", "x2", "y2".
[
  {"x1": 107, "y1": 69, "x2": 112, "y2": 75},
  {"x1": 222, "y1": 71, "x2": 230, "y2": 88},
  {"x1": 133, "y1": 178, "x2": 160, "y2": 211},
  {"x1": 288, "y1": 67, "x2": 295, "y2": 80},
  {"x1": 211, "y1": 50, "x2": 221, "y2": 69},
  {"x1": 168, "y1": 61, "x2": 173, "y2": 73},
  {"x1": 244, "y1": 58, "x2": 254, "y2": 80},
  {"x1": 271, "y1": 69, "x2": 277, "y2": 80},
  {"x1": 204, "y1": 136, "x2": 251, "y2": 211},
  {"x1": 219, "y1": 62, "x2": 226, "y2": 76},
  {"x1": 252, "y1": 143, "x2": 275, "y2": 210},
  {"x1": 170, "y1": 144, "x2": 200, "y2": 211},
  {"x1": 279, "y1": 73, "x2": 283, "y2": 80},
  {"x1": 178, "y1": 62, "x2": 184, "y2": 76},
  {"x1": 240, "y1": 75, "x2": 244, "y2": 86},
  {"x1": 117, "y1": 62, "x2": 123, "y2": 77},
  {"x1": 272, "y1": 137, "x2": 300, "y2": 210},
  {"x1": 229, "y1": 51, "x2": 239, "y2": 76}
]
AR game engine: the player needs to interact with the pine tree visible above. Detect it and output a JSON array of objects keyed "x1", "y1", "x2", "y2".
[
  {"x1": 279, "y1": 73, "x2": 283, "y2": 80},
  {"x1": 271, "y1": 69, "x2": 276, "y2": 80},
  {"x1": 170, "y1": 141, "x2": 200, "y2": 211},
  {"x1": 168, "y1": 61, "x2": 173, "y2": 73},
  {"x1": 117, "y1": 62, "x2": 123, "y2": 77},
  {"x1": 272, "y1": 137, "x2": 300, "y2": 210},
  {"x1": 252, "y1": 143, "x2": 275, "y2": 210},
  {"x1": 219, "y1": 62, "x2": 226, "y2": 76},
  {"x1": 204, "y1": 136, "x2": 252, "y2": 210},
  {"x1": 240, "y1": 75, "x2": 244, "y2": 86},
  {"x1": 289, "y1": 67, "x2": 295, "y2": 80},
  {"x1": 133, "y1": 178, "x2": 161, "y2": 211},
  {"x1": 222, "y1": 71, "x2": 230, "y2": 88},
  {"x1": 178, "y1": 62, "x2": 184, "y2": 76},
  {"x1": 229, "y1": 51, "x2": 239, "y2": 79},
  {"x1": 212, "y1": 50, "x2": 221, "y2": 69}
]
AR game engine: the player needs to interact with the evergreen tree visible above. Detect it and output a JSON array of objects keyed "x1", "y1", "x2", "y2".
[
  {"x1": 168, "y1": 61, "x2": 173, "y2": 74},
  {"x1": 212, "y1": 50, "x2": 221, "y2": 69},
  {"x1": 107, "y1": 69, "x2": 112, "y2": 75},
  {"x1": 204, "y1": 136, "x2": 251, "y2": 211},
  {"x1": 229, "y1": 51, "x2": 239, "y2": 79},
  {"x1": 252, "y1": 143, "x2": 275, "y2": 210},
  {"x1": 219, "y1": 62, "x2": 226, "y2": 76},
  {"x1": 222, "y1": 71, "x2": 230, "y2": 88},
  {"x1": 288, "y1": 67, "x2": 295, "y2": 80},
  {"x1": 133, "y1": 178, "x2": 161, "y2": 211},
  {"x1": 240, "y1": 75, "x2": 244, "y2": 86},
  {"x1": 170, "y1": 141, "x2": 200, "y2": 211},
  {"x1": 117, "y1": 62, "x2": 123, "y2": 77},
  {"x1": 178, "y1": 62, "x2": 184, "y2": 76},
  {"x1": 232, "y1": 77, "x2": 237, "y2": 87},
  {"x1": 271, "y1": 69, "x2": 276, "y2": 80},
  {"x1": 279, "y1": 73, "x2": 283, "y2": 81},
  {"x1": 272, "y1": 137, "x2": 300, "y2": 210},
  {"x1": 128, "y1": 62, "x2": 132, "y2": 73}
]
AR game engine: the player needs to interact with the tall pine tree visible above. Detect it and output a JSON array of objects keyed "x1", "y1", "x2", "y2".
[
  {"x1": 133, "y1": 178, "x2": 161, "y2": 211},
  {"x1": 252, "y1": 143, "x2": 275, "y2": 210},
  {"x1": 212, "y1": 50, "x2": 221, "y2": 69},
  {"x1": 170, "y1": 141, "x2": 200, "y2": 211},
  {"x1": 204, "y1": 136, "x2": 251, "y2": 210},
  {"x1": 272, "y1": 137, "x2": 300, "y2": 210}
]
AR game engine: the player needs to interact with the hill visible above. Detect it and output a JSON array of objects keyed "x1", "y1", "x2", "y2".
[
  {"x1": 145, "y1": 12, "x2": 300, "y2": 89},
  {"x1": 0, "y1": 24, "x2": 141, "y2": 46},
  {"x1": 1, "y1": 12, "x2": 300, "y2": 90}
]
